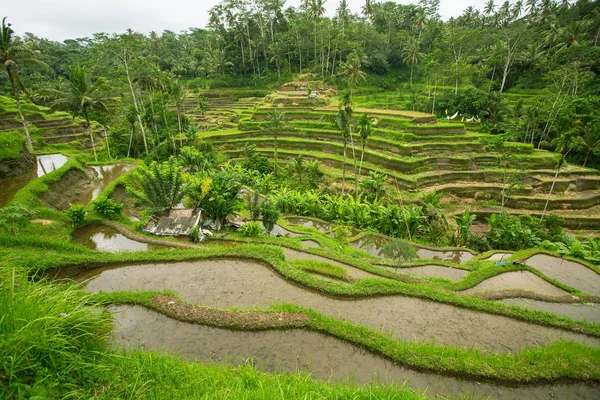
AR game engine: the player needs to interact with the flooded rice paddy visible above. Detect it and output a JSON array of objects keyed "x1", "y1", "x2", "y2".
[
  {"x1": 462, "y1": 271, "x2": 569, "y2": 297},
  {"x1": 525, "y1": 254, "x2": 600, "y2": 296},
  {"x1": 72, "y1": 224, "x2": 168, "y2": 252},
  {"x1": 349, "y1": 234, "x2": 474, "y2": 263},
  {"x1": 500, "y1": 298, "x2": 600, "y2": 324},
  {"x1": 81, "y1": 259, "x2": 599, "y2": 352},
  {"x1": 111, "y1": 305, "x2": 600, "y2": 400},
  {"x1": 0, "y1": 154, "x2": 68, "y2": 207}
]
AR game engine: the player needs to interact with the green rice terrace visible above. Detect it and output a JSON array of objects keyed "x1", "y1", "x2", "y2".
[{"x1": 2, "y1": 2, "x2": 600, "y2": 399}]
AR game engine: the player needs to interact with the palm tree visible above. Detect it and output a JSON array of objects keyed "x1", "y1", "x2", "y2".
[
  {"x1": 46, "y1": 65, "x2": 111, "y2": 161},
  {"x1": 264, "y1": 109, "x2": 289, "y2": 174},
  {"x1": 333, "y1": 107, "x2": 352, "y2": 195},
  {"x1": 577, "y1": 124, "x2": 600, "y2": 168},
  {"x1": 0, "y1": 17, "x2": 48, "y2": 153},
  {"x1": 338, "y1": 53, "x2": 367, "y2": 103},
  {"x1": 401, "y1": 37, "x2": 425, "y2": 87},
  {"x1": 355, "y1": 112, "x2": 372, "y2": 178},
  {"x1": 170, "y1": 81, "x2": 186, "y2": 148}
]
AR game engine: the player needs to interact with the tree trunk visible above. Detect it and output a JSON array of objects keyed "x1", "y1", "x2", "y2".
[
  {"x1": 358, "y1": 141, "x2": 366, "y2": 177},
  {"x1": 274, "y1": 131, "x2": 278, "y2": 175},
  {"x1": 84, "y1": 111, "x2": 98, "y2": 162},
  {"x1": 342, "y1": 138, "x2": 347, "y2": 196},
  {"x1": 123, "y1": 53, "x2": 149, "y2": 154},
  {"x1": 8, "y1": 72, "x2": 34, "y2": 153},
  {"x1": 540, "y1": 156, "x2": 565, "y2": 222}
]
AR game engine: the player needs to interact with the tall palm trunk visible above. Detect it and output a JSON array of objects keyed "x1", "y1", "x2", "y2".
[
  {"x1": 358, "y1": 140, "x2": 366, "y2": 177},
  {"x1": 7, "y1": 72, "x2": 34, "y2": 153},
  {"x1": 274, "y1": 131, "x2": 278, "y2": 175},
  {"x1": 84, "y1": 111, "x2": 97, "y2": 162},
  {"x1": 122, "y1": 53, "x2": 148, "y2": 154},
  {"x1": 342, "y1": 137, "x2": 347, "y2": 196},
  {"x1": 540, "y1": 154, "x2": 567, "y2": 222}
]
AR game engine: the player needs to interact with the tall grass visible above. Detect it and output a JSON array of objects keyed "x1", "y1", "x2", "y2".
[{"x1": 0, "y1": 268, "x2": 109, "y2": 398}]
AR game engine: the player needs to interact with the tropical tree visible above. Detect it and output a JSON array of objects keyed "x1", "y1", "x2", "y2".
[
  {"x1": 127, "y1": 157, "x2": 185, "y2": 211},
  {"x1": 355, "y1": 112, "x2": 372, "y2": 177},
  {"x1": 402, "y1": 37, "x2": 425, "y2": 87},
  {"x1": 203, "y1": 170, "x2": 243, "y2": 230},
  {"x1": 45, "y1": 65, "x2": 111, "y2": 161},
  {"x1": 264, "y1": 109, "x2": 289, "y2": 174},
  {"x1": 333, "y1": 107, "x2": 352, "y2": 195},
  {"x1": 0, "y1": 17, "x2": 48, "y2": 153},
  {"x1": 338, "y1": 52, "x2": 367, "y2": 103},
  {"x1": 576, "y1": 123, "x2": 600, "y2": 168}
]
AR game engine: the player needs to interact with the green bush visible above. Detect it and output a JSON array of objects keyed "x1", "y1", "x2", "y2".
[
  {"x1": 239, "y1": 221, "x2": 262, "y2": 237},
  {"x1": 65, "y1": 203, "x2": 87, "y2": 227},
  {"x1": 260, "y1": 198, "x2": 280, "y2": 234},
  {"x1": 92, "y1": 198, "x2": 123, "y2": 220},
  {"x1": 189, "y1": 226, "x2": 201, "y2": 243}
]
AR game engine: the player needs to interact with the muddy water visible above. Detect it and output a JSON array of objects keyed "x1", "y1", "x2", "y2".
[
  {"x1": 500, "y1": 299, "x2": 600, "y2": 324},
  {"x1": 525, "y1": 255, "x2": 600, "y2": 296},
  {"x1": 286, "y1": 216, "x2": 332, "y2": 232},
  {"x1": 282, "y1": 248, "x2": 385, "y2": 280},
  {"x1": 36, "y1": 154, "x2": 68, "y2": 175},
  {"x1": 349, "y1": 234, "x2": 474, "y2": 263},
  {"x1": 82, "y1": 260, "x2": 599, "y2": 352},
  {"x1": 72, "y1": 224, "x2": 168, "y2": 252},
  {"x1": 380, "y1": 264, "x2": 468, "y2": 281},
  {"x1": 270, "y1": 224, "x2": 303, "y2": 237},
  {"x1": 301, "y1": 240, "x2": 320, "y2": 248},
  {"x1": 463, "y1": 271, "x2": 568, "y2": 297},
  {"x1": 77, "y1": 163, "x2": 136, "y2": 205},
  {"x1": 485, "y1": 252, "x2": 514, "y2": 261},
  {"x1": 0, "y1": 154, "x2": 68, "y2": 207},
  {"x1": 111, "y1": 305, "x2": 600, "y2": 400}
]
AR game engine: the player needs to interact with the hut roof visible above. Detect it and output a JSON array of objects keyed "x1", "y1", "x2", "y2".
[{"x1": 143, "y1": 208, "x2": 201, "y2": 236}]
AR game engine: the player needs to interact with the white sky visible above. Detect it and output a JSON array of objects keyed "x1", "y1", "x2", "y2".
[{"x1": 5, "y1": 0, "x2": 489, "y2": 42}]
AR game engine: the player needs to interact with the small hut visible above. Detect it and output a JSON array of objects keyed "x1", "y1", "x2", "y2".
[{"x1": 143, "y1": 208, "x2": 202, "y2": 237}]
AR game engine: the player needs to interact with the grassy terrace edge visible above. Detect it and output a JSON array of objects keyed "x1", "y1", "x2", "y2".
[{"x1": 93, "y1": 290, "x2": 600, "y2": 384}]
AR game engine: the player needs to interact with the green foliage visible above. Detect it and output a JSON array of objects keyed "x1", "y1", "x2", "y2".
[
  {"x1": 243, "y1": 152, "x2": 272, "y2": 175},
  {"x1": 92, "y1": 198, "x2": 123, "y2": 220},
  {"x1": 0, "y1": 205, "x2": 35, "y2": 236},
  {"x1": 239, "y1": 221, "x2": 262, "y2": 237},
  {"x1": 454, "y1": 209, "x2": 476, "y2": 247},
  {"x1": 486, "y1": 211, "x2": 540, "y2": 251},
  {"x1": 360, "y1": 171, "x2": 386, "y2": 202},
  {"x1": 0, "y1": 131, "x2": 26, "y2": 160},
  {"x1": 260, "y1": 198, "x2": 280, "y2": 234},
  {"x1": 127, "y1": 157, "x2": 184, "y2": 212},
  {"x1": 65, "y1": 203, "x2": 86, "y2": 227},
  {"x1": 189, "y1": 226, "x2": 201, "y2": 243},
  {"x1": 203, "y1": 170, "x2": 243, "y2": 229}
]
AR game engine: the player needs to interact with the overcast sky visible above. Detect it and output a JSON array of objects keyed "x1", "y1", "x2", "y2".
[{"x1": 5, "y1": 0, "x2": 489, "y2": 42}]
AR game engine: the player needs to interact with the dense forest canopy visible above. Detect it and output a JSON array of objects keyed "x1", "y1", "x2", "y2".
[{"x1": 1, "y1": 0, "x2": 599, "y2": 166}]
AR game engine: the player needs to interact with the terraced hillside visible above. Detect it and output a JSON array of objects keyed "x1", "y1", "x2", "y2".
[
  {"x1": 189, "y1": 83, "x2": 600, "y2": 230},
  {"x1": 0, "y1": 96, "x2": 105, "y2": 152}
]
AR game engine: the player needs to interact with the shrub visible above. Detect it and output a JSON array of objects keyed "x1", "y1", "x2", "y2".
[
  {"x1": 0, "y1": 205, "x2": 36, "y2": 236},
  {"x1": 92, "y1": 198, "x2": 123, "y2": 220},
  {"x1": 65, "y1": 204, "x2": 87, "y2": 227},
  {"x1": 240, "y1": 221, "x2": 262, "y2": 237},
  {"x1": 260, "y1": 198, "x2": 280, "y2": 234},
  {"x1": 189, "y1": 226, "x2": 202, "y2": 243}
]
